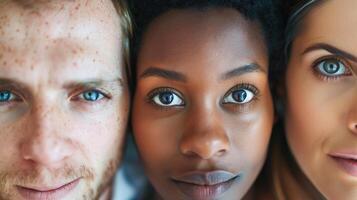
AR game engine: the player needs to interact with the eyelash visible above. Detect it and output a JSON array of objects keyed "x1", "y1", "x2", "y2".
[
  {"x1": 71, "y1": 88, "x2": 111, "y2": 103},
  {"x1": 0, "y1": 88, "x2": 23, "y2": 106},
  {"x1": 146, "y1": 87, "x2": 184, "y2": 109},
  {"x1": 222, "y1": 83, "x2": 260, "y2": 112},
  {"x1": 312, "y1": 55, "x2": 353, "y2": 81}
]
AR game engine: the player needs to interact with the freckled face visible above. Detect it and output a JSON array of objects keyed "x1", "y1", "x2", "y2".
[
  {"x1": 133, "y1": 9, "x2": 273, "y2": 200},
  {"x1": 0, "y1": 0, "x2": 129, "y2": 200},
  {"x1": 285, "y1": 0, "x2": 357, "y2": 199}
]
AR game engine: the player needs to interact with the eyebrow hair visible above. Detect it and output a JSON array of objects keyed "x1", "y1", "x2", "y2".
[
  {"x1": 63, "y1": 78, "x2": 124, "y2": 89},
  {"x1": 0, "y1": 78, "x2": 27, "y2": 89},
  {"x1": 140, "y1": 67, "x2": 187, "y2": 82},
  {"x1": 302, "y1": 43, "x2": 357, "y2": 63},
  {"x1": 220, "y1": 63, "x2": 266, "y2": 80}
]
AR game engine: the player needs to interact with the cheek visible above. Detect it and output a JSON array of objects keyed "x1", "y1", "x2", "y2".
[
  {"x1": 132, "y1": 102, "x2": 180, "y2": 169},
  {"x1": 284, "y1": 65, "x2": 331, "y2": 163},
  {"x1": 71, "y1": 101, "x2": 128, "y2": 166}
]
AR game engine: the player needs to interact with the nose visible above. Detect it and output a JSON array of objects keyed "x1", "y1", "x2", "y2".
[
  {"x1": 348, "y1": 104, "x2": 357, "y2": 135},
  {"x1": 179, "y1": 106, "x2": 230, "y2": 160},
  {"x1": 20, "y1": 103, "x2": 74, "y2": 167}
]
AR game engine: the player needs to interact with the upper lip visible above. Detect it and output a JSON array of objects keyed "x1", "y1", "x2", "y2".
[
  {"x1": 329, "y1": 152, "x2": 357, "y2": 160},
  {"x1": 172, "y1": 170, "x2": 240, "y2": 186},
  {"x1": 16, "y1": 178, "x2": 81, "y2": 192}
]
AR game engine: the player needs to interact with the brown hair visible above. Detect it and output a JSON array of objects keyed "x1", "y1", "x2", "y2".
[
  {"x1": 111, "y1": 0, "x2": 133, "y2": 86},
  {"x1": 270, "y1": 1, "x2": 327, "y2": 199}
]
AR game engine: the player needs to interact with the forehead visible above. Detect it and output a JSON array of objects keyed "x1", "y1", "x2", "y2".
[
  {"x1": 138, "y1": 8, "x2": 268, "y2": 75},
  {"x1": 296, "y1": 0, "x2": 357, "y2": 51},
  {"x1": 0, "y1": 0, "x2": 123, "y2": 81}
]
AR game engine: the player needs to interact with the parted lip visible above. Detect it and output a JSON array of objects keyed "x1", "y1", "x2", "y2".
[{"x1": 172, "y1": 170, "x2": 240, "y2": 186}]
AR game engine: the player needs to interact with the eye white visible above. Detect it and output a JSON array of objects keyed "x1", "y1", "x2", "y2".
[
  {"x1": 152, "y1": 92, "x2": 184, "y2": 107},
  {"x1": 316, "y1": 59, "x2": 346, "y2": 76},
  {"x1": 223, "y1": 89, "x2": 254, "y2": 104}
]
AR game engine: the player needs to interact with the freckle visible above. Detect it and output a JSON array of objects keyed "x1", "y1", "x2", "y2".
[
  {"x1": 3, "y1": 61, "x2": 7, "y2": 66},
  {"x1": 30, "y1": 65, "x2": 34, "y2": 70},
  {"x1": 16, "y1": 29, "x2": 19, "y2": 32},
  {"x1": 92, "y1": 59, "x2": 95, "y2": 63},
  {"x1": 95, "y1": 51, "x2": 98, "y2": 55},
  {"x1": 70, "y1": 26, "x2": 74, "y2": 30},
  {"x1": 45, "y1": 45, "x2": 49, "y2": 50},
  {"x1": 45, "y1": 21, "x2": 49, "y2": 25},
  {"x1": 75, "y1": 3, "x2": 81, "y2": 10},
  {"x1": 14, "y1": 58, "x2": 19, "y2": 63},
  {"x1": 72, "y1": 49, "x2": 77, "y2": 54},
  {"x1": 73, "y1": 62, "x2": 77, "y2": 67}
]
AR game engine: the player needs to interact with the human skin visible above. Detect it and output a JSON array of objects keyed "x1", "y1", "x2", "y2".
[
  {"x1": 133, "y1": 8, "x2": 274, "y2": 200},
  {"x1": 285, "y1": 0, "x2": 357, "y2": 199},
  {"x1": 0, "y1": 0, "x2": 129, "y2": 200}
]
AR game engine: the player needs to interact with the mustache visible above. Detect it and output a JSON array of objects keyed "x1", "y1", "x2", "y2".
[{"x1": 0, "y1": 165, "x2": 94, "y2": 191}]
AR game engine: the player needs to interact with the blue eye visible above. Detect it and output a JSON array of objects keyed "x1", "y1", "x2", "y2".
[
  {"x1": 0, "y1": 90, "x2": 15, "y2": 102},
  {"x1": 151, "y1": 90, "x2": 184, "y2": 107},
  {"x1": 223, "y1": 86, "x2": 256, "y2": 104},
  {"x1": 315, "y1": 58, "x2": 348, "y2": 77},
  {"x1": 80, "y1": 90, "x2": 105, "y2": 102}
]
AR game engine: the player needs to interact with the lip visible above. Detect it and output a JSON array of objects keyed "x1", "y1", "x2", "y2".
[
  {"x1": 329, "y1": 152, "x2": 357, "y2": 177},
  {"x1": 16, "y1": 178, "x2": 81, "y2": 200},
  {"x1": 172, "y1": 170, "x2": 241, "y2": 199}
]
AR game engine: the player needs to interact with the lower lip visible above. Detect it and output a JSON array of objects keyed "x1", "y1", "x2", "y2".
[
  {"x1": 174, "y1": 176, "x2": 239, "y2": 199},
  {"x1": 16, "y1": 178, "x2": 81, "y2": 200},
  {"x1": 330, "y1": 156, "x2": 357, "y2": 177}
]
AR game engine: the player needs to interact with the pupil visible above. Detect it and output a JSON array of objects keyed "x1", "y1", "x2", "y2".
[
  {"x1": 0, "y1": 91, "x2": 10, "y2": 102},
  {"x1": 323, "y1": 61, "x2": 339, "y2": 74},
  {"x1": 85, "y1": 91, "x2": 98, "y2": 101},
  {"x1": 159, "y1": 92, "x2": 174, "y2": 105},
  {"x1": 233, "y1": 90, "x2": 247, "y2": 102}
]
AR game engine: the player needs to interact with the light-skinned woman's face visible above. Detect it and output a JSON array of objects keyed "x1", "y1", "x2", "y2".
[
  {"x1": 133, "y1": 8, "x2": 273, "y2": 200},
  {"x1": 285, "y1": 0, "x2": 357, "y2": 199}
]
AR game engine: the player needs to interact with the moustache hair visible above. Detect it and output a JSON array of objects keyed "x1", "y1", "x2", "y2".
[{"x1": 0, "y1": 164, "x2": 94, "y2": 195}]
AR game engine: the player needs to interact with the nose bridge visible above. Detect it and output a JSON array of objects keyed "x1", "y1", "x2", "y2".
[
  {"x1": 179, "y1": 99, "x2": 230, "y2": 159},
  {"x1": 20, "y1": 98, "x2": 74, "y2": 166},
  {"x1": 347, "y1": 93, "x2": 357, "y2": 135}
]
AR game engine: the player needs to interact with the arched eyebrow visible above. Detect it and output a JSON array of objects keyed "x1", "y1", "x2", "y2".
[
  {"x1": 140, "y1": 67, "x2": 187, "y2": 82},
  {"x1": 139, "y1": 64, "x2": 265, "y2": 82},
  {"x1": 220, "y1": 63, "x2": 265, "y2": 80},
  {"x1": 302, "y1": 43, "x2": 357, "y2": 63}
]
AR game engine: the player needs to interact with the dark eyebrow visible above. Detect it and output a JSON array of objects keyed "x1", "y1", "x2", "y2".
[
  {"x1": 139, "y1": 67, "x2": 187, "y2": 82},
  {"x1": 220, "y1": 63, "x2": 265, "y2": 80},
  {"x1": 302, "y1": 43, "x2": 357, "y2": 63}
]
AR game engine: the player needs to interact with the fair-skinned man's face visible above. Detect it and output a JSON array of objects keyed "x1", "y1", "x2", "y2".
[{"x1": 0, "y1": 0, "x2": 129, "y2": 199}]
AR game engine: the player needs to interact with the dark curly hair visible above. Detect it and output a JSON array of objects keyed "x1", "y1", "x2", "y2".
[{"x1": 129, "y1": 0, "x2": 286, "y2": 94}]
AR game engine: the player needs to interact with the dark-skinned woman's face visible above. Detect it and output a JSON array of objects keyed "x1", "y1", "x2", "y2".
[{"x1": 133, "y1": 8, "x2": 274, "y2": 200}]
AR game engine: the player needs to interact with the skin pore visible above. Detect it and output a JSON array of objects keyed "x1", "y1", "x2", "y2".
[
  {"x1": 285, "y1": 0, "x2": 357, "y2": 199},
  {"x1": 133, "y1": 8, "x2": 274, "y2": 200},
  {"x1": 0, "y1": 0, "x2": 129, "y2": 199}
]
